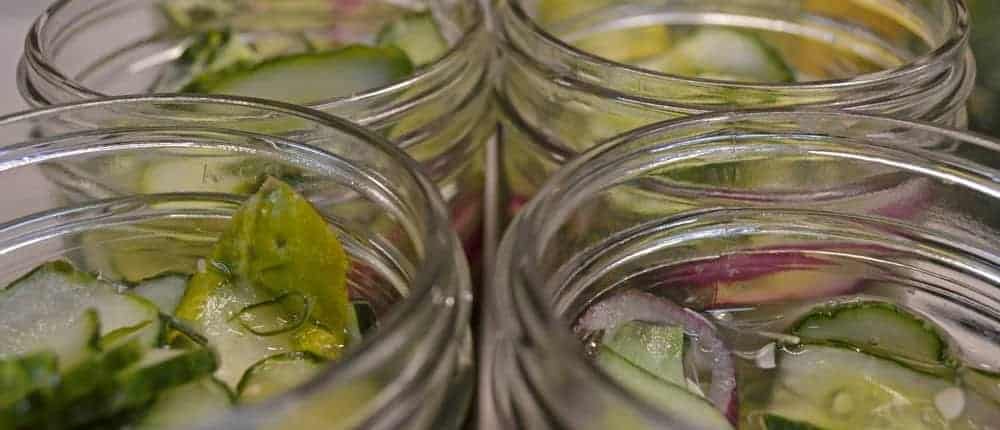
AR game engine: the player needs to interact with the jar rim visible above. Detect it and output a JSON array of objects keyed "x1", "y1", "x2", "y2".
[
  {"x1": 20, "y1": 0, "x2": 488, "y2": 119},
  {"x1": 498, "y1": 109, "x2": 1000, "y2": 427},
  {"x1": 503, "y1": 0, "x2": 971, "y2": 90},
  {"x1": 0, "y1": 94, "x2": 471, "y2": 427}
]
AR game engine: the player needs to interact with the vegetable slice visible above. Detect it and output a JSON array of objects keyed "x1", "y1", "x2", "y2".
[
  {"x1": 596, "y1": 347, "x2": 733, "y2": 430},
  {"x1": 176, "y1": 178, "x2": 356, "y2": 384},
  {"x1": 642, "y1": 28, "x2": 793, "y2": 82},
  {"x1": 763, "y1": 345, "x2": 990, "y2": 429},
  {"x1": 377, "y1": 12, "x2": 448, "y2": 66},
  {"x1": 602, "y1": 321, "x2": 685, "y2": 387},
  {"x1": 0, "y1": 262, "x2": 160, "y2": 359},
  {"x1": 181, "y1": 45, "x2": 414, "y2": 103},
  {"x1": 129, "y1": 274, "x2": 190, "y2": 315},
  {"x1": 792, "y1": 302, "x2": 950, "y2": 371},
  {"x1": 133, "y1": 378, "x2": 233, "y2": 429},
  {"x1": 236, "y1": 352, "x2": 324, "y2": 403}
]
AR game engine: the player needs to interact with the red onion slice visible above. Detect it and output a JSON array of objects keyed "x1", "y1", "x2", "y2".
[{"x1": 577, "y1": 290, "x2": 739, "y2": 423}]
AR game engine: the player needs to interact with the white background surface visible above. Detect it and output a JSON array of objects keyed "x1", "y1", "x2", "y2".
[{"x1": 0, "y1": 1, "x2": 50, "y2": 114}]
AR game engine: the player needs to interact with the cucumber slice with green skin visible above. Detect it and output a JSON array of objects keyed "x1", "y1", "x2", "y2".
[
  {"x1": 236, "y1": 352, "x2": 324, "y2": 404},
  {"x1": 642, "y1": 28, "x2": 794, "y2": 83},
  {"x1": 792, "y1": 302, "x2": 950, "y2": 372},
  {"x1": 763, "y1": 345, "x2": 995, "y2": 429},
  {"x1": 129, "y1": 273, "x2": 190, "y2": 315},
  {"x1": 602, "y1": 321, "x2": 685, "y2": 388},
  {"x1": 155, "y1": 29, "x2": 259, "y2": 92},
  {"x1": 56, "y1": 337, "x2": 148, "y2": 427},
  {"x1": 596, "y1": 347, "x2": 734, "y2": 430},
  {"x1": 0, "y1": 352, "x2": 60, "y2": 429},
  {"x1": 181, "y1": 45, "x2": 415, "y2": 104},
  {"x1": 377, "y1": 12, "x2": 448, "y2": 66},
  {"x1": 133, "y1": 378, "x2": 233, "y2": 429},
  {"x1": 176, "y1": 278, "x2": 298, "y2": 387},
  {"x1": 0, "y1": 261, "x2": 160, "y2": 359},
  {"x1": 111, "y1": 348, "x2": 218, "y2": 412}
]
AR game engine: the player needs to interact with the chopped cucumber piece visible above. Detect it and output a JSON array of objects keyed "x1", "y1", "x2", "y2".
[
  {"x1": 129, "y1": 273, "x2": 190, "y2": 315},
  {"x1": 377, "y1": 12, "x2": 448, "y2": 66},
  {"x1": 236, "y1": 352, "x2": 324, "y2": 403},
  {"x1": 0, "y1": 262, "x2": 160, "y2": 361},
  {"x1": 596, "y1": 347, "x2": 733, "y2": 429},
  {"x1": 133, "y1": 378, "x2": 233, "y2": 429},
  {"x1": 764, "y1": 345, "x2": 989, "y2": 429},
  {"x1": 0, "y1": 352, "x2": 59, "y2": 429},
  {"x1": 642, "y1": 28, "x2": 793, "y2": 83},
  {"x1": 181, "y1": 45, "x2": 414, "y2": 104},
  {"x1": 602, "y1": 321, "x2": 685, "y2": 387},
  {"x1": 112, "y1": 348, "x2": 218, "y2": 412},
  {"x1": 792, "y1": 302, "x2": 949, "y2": 371}
]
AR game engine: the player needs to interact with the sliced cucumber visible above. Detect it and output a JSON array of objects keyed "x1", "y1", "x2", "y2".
[
  {"x1": 236, "y1": 352, "x2": 325, "y2": 404},
  {"x1": 377, "y1": 12, "x2": 448, "y2": 66},
  {"x1": 0, "y1": 352, "x2": 59, "y2": 429},
  {"x1": 642, "y1": 28, "x2": 793, "y2": 83},
  {"x1": 55, "y1": 336, "x2": 147, "y2": 427},
  {"x1": 764, "y1": 345, "x2": 978, "y2": 429},
  {"x1": 155, "y1": 29, "x2": 258, "y2": 92},
  {"x1": 602, "y1": 321, "x2": 685, "y2": 387},
  {"x1": 181, "y1": 45, "x2": 415, "y2": 104},
  {"x1": 792, "y1": 302, "x2": 949, "y2": 371},
  {"x1": 176, "y1": 279, "x2": 298, "y2": 387},
  {"x1": 111, "y1": 347, "x2": 218, "y2": 412},
  {"x1": 596, "y1": 347, "x2": 733, "y2": 429},
  {"x1": 133, "y1": 377, "x2": 233, "y2": 429},
  {"x1": 0, "y1": 262, "x2": 160, "y2": 360},
  {"x1": 129, "y1": 273, "x2": 190, "y2": 315}
]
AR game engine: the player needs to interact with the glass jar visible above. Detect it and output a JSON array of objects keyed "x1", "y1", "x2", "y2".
[
  {"x1": 17, "y1": 0, "x2": 495, "y2": 268},
  {"x1": 0, "y1": 95, "x2": 473, "y2": 429},
  {"x1": 484, "y1": 111, "x2": 1000, "y2": 429},
  {"x1": 495, "y1": 0, "x2": 975, "y2": 220}
]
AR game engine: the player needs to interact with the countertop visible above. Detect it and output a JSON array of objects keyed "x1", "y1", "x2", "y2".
[{"x1": 0, "y1": 1, "x2": 49, "y2": 114}]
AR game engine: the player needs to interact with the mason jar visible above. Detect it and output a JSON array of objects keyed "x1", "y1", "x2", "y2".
[
  {"x1": 0, "y1": 95, "x2": 473, "y2": 429},
  {"x1": 17, "y1": 0, "x2": 495, "y2": 269},
  {"x1": 495, "y1": 0, "x2": 975, "y2": 220},
  {"x1": 484, "y1": 111, "x2": 1000, "y2": 429}
]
